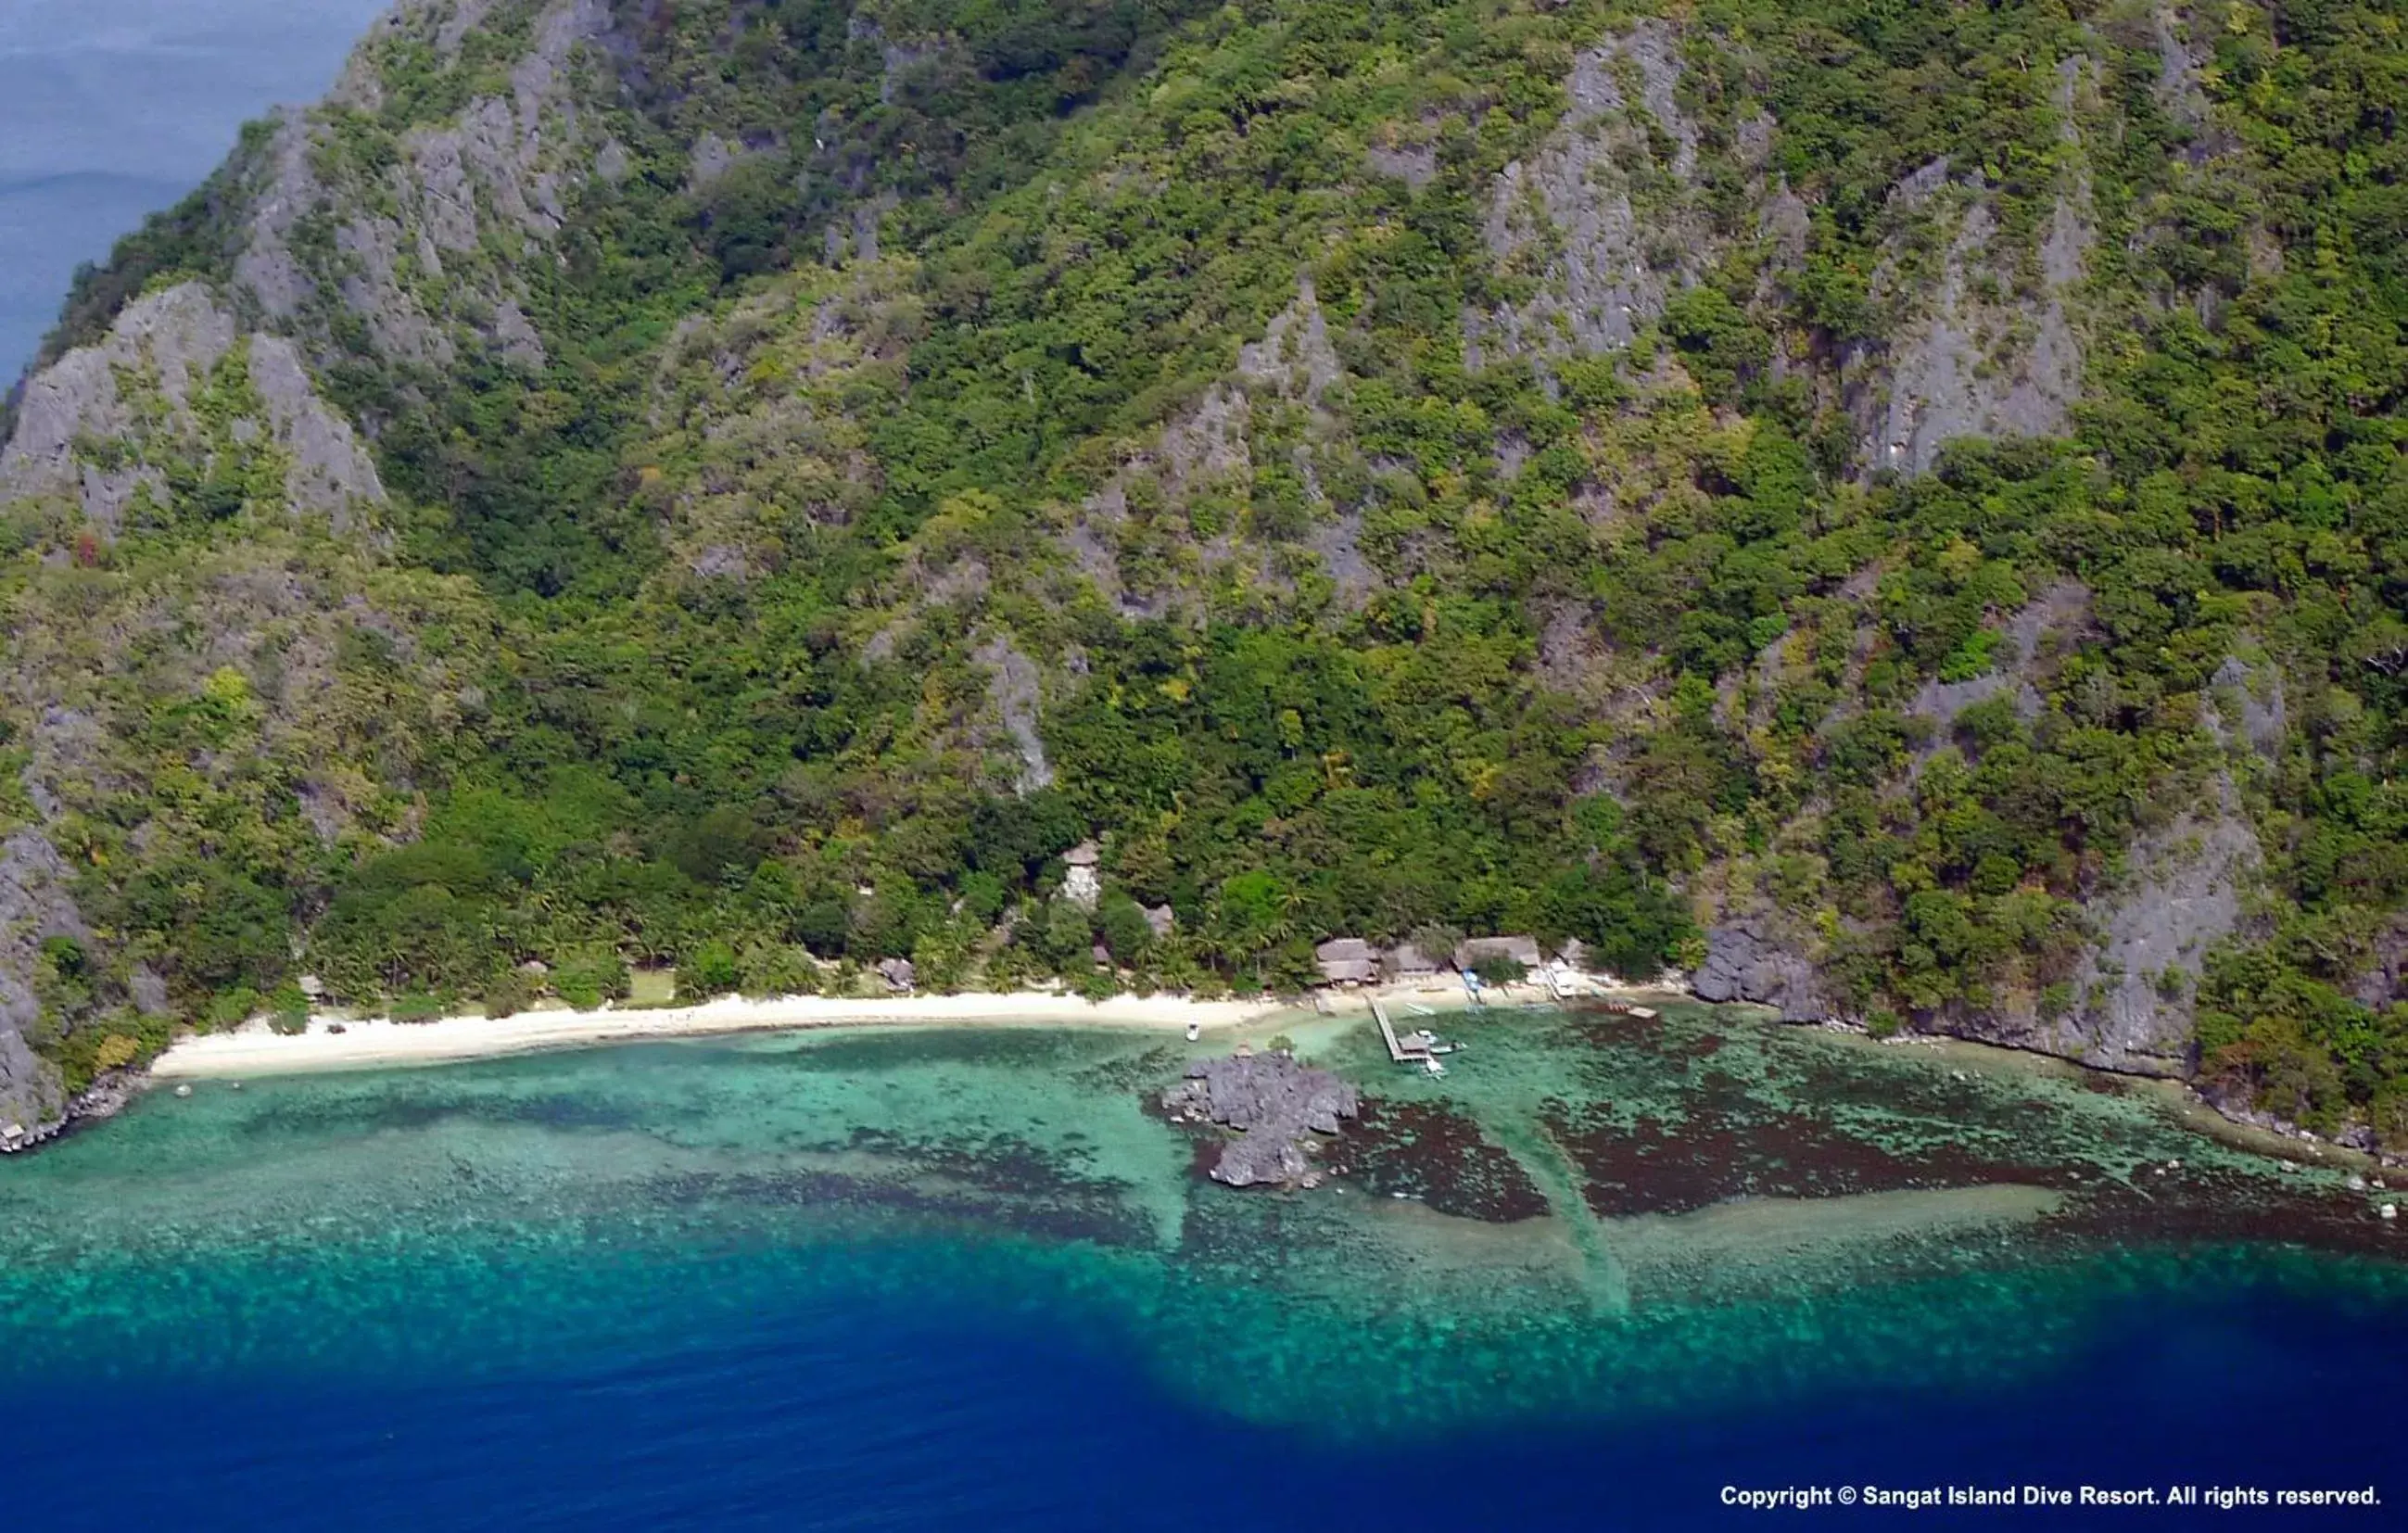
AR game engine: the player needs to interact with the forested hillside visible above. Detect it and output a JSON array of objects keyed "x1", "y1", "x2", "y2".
[{"x1": 3, "y1": 0, "x2": 2404, "y2": 1149}]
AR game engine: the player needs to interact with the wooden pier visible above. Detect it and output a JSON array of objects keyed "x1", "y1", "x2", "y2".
[{"x1": 1370, "y1": 996, "x2": 1432, "y2": 1064}]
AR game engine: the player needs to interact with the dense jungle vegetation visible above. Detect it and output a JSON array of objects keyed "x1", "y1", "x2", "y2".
[{"x1": 6, "y1": 0, "x2": 2408, "y2": 1147}]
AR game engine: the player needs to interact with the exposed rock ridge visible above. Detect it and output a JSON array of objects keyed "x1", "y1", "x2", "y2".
[
  {"x1": 1466, "y1": 20, "x2": 1710, "y2": 367},
  {"x1": 1857, "y1": 58, "x2": 2096, "y2": 475},
  {"x1": 1961, "y1": 780, "x2": 2260, "y2": 1076},
  {"x1": 976, "y1": 635, "x2": 1056, "y2": 792},
  {"x1": 1067, "y1": 276, "x2": 1355, "y2": 615},
  {"x1": 0, "y1": 831, "x2": 84, "y2": 1143},
  {"x1": 234, "y1": 0, "x2": 617, "y2": 375},
  {"x1": 1692, "y1": 912, "x2": 1838, "y2": 1022},
  {"x1": 0, "y1": 284, "x2": 385, "y2": 532}
]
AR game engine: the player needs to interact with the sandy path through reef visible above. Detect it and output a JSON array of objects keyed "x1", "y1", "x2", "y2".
[{"x1": 150, "y1": 991, "x2": 1292, "y2": 1078}]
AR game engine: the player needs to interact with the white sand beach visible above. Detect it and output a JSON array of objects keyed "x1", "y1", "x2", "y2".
[{"x1": 150, "y1": 990, "x2": 1294, "y2": 1079}]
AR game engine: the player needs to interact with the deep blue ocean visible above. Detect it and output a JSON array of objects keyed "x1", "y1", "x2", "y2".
[
  {"x1": 3, "y1": 1025, "x2": 2402, "y2": 1530},
  {"x1": 9, "y1": 1281, "x2": 2402, "y2": 1529}
]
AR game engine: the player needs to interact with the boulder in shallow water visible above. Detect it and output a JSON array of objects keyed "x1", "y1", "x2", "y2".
[{"x1": 1161, "y1": 1051, "x2": 1359, "y2": 1187}]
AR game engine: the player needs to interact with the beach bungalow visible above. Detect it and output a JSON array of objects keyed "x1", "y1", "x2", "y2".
[
  {"x1": 1554, "y1": 938, "x2": 1589, "y2": 971},
  {"x1": 1385, "y1": 943, "x2": 1440, "y2": 981},
  {"x1": 1144, "y1": 903, "x2": 1176, "y2": 939},
  {"x1": 1313, "y1": 938, "x2": 1380, "y2": 986},
  {"x1": 1455, "y1": 936, "x2": 1542, "y2": 975},
  {"x1": 1063, "y1": 840, "x2": 1102, "y2": 908},
  {"x1": 877, "y1": 957, "x2": 917, "y2": 992}
]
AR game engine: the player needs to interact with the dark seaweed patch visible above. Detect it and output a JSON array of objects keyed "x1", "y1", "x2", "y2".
[
  {"x1": 2034, "y1": 1166, "x2": 2406, "y2": 1261},
  {"x1": 1332, "y1": 1098, "x2": 1550, "y2": 1223},
  {"x1": 1542, "y1": 1069, "x2": 2081, "y2": 1218}
]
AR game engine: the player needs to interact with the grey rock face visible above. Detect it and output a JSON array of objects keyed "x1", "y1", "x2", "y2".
[
  {"x1": 688, "y1": 133, "x2": 737, "y2": 189},
  {"x1": 975, "y1": 636, "x2": 1054, "y2": 792},
  {"x1": 1858, "y1": 61, "x2": 2096, "y2": 475},
  {"x1": 1236, "y1": 279, "x2": 1343, "y2": 408},
  {"x1": 340, "y1": 215, "x2": 455, "y2": 366},
  {"x1": 2152, "y1": 4, "x2": 2213, "y2": 128},
  {"x1": 1693, "y1": 916, "x2": 1836, "y2": 1022},
  {"x1": 129, "y1": 963, "x2": 171, "y2": 1017},
  {"x1": 0, "y1": 285, "x2": 236, "y2": 526},
  {"x1": 1364, "y1": 141, "x2": 1437, "y2": 188},
  {"x1": 18, "y1": 705, "x2": 108, "y2": 826},
  {"x1": 410, "y1": 128, "x2": 485, "y2": 253},
  {"x1": 491, "y1": 299, "x2": 549, "y2": 369},
  {"x1": 1063, "y1": 274, "x2": 1357, "y2": 615},
  {"x1": 247, "y1": 335, "x2": 388, "y2": 521},
  {"x1": 1862, "y1": 192, "x2": 2090, "y2": 475},
  {"x1": 2351, "y1": 919, "x2": 2408, "y2": 1012},
  {"x1": 2065, "y1": 798, "x2": 2257, "y2": 1071},
  {"x1": 236, "y1": 0, "x2": 613, "y2": 375},
  {"x1": 234, "y1": 110, "x2": 323, "y2": 322},
  {"x1": 1161, "y1": 1052, "x2": 1361, "y2": 1187},
  {"x1": 0, "y1": 284, "x2": 386, "y2": 531},
  {"x1": 2207, "y1": 655, "x2": 2286, "y2": 759},
  {"x1": 1958, "y1": 790, "x2": 2259, "y2": 1075},
  {"x1": 1468, "y1": 21, "x2": 1705, "y2": 366},
  {"x1": 1907, "y1": 580, "x2": 2088, "y2": 739},
  {"x1": 0, "y1": 832, "x2": 85, "y2": 1140}
]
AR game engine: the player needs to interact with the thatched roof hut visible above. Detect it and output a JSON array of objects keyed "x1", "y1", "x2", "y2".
[
  {"x1": 1385, "y1": 943, "x2": 1439, "y2": 979},
  {"x1": 1456, "y1": 935, "x2": 1542, "y2": 971},
  {"x1": 1313, "y1": 937, "x2": 1379, "y2": 985}
]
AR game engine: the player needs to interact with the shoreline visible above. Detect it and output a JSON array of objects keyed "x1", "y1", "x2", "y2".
[
  {"x1": 141, "y1": 969, "x2": 1642, "y2": 1083},
  {"x1": 128, "y1": 975, "x2": 2399, "y2": 1171},
  {"x1": 148, "y1": 989, "x2": 1299, "y2": 1079}
]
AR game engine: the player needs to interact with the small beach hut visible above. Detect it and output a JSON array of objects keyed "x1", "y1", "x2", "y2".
[
  {"x1": 1385, "y1": 943, "x2": 1439, "y2": 981},
  {"x1": 1313, "y1": 938, "x2": 1380, "y2": 986},
  {"x1": 1455, "y1": 936, "x2": 1542, "y2": 976},
  {"x1": 1144, "y1": 903, "x2": 1176, "y2": 939},
  {"x1": 1063, "y1": 840, "x2": 1102, "y2": 908},
  {"x1": 1456, "y1": 935, "x2": 1542, "y2": 968}
]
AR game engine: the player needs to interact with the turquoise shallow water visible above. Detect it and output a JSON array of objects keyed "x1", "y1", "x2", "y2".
[{"x1": 4, "y1": 1011, "x2": 2405, "y2": 1526}]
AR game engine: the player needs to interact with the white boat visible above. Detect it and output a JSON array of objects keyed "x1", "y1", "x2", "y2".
[
  {"x1": 1185, "y1": 1020, "x2": 1200, "y2": 1042},
  {"x1": 1422, "y1": 1057, "x2": 1447, "y2": 1076},
  {"x1": 1404, "y1": 1002, "x2": 1436, "y2": 1017}
]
